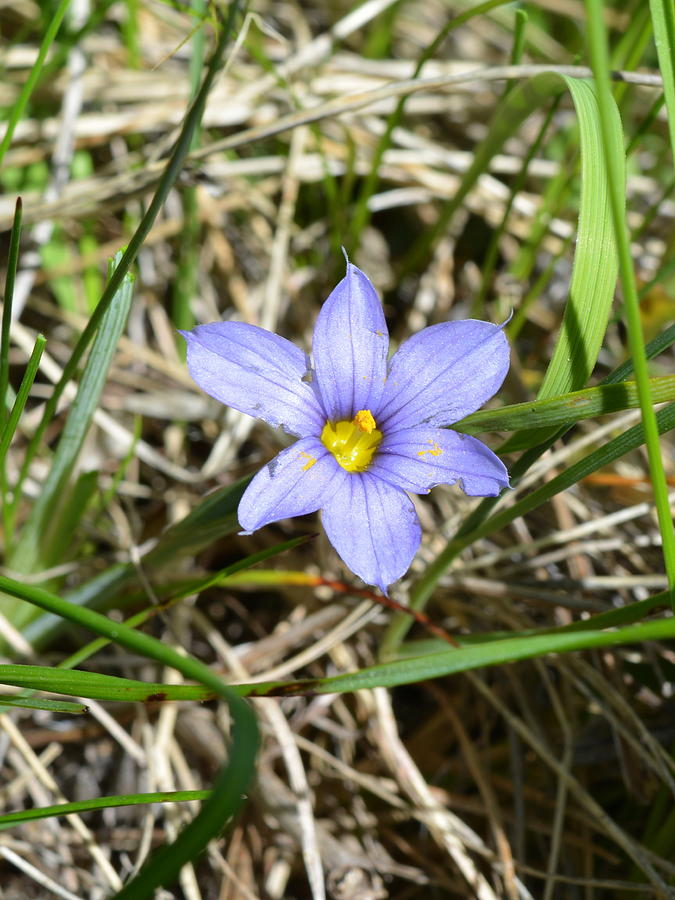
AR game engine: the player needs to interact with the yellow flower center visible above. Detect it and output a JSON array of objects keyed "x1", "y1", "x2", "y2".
[{"x1": 321, "y1": 409, "x2": 382, "y2": 473}]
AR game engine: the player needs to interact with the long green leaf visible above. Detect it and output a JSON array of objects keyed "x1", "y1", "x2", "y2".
[
  {"x1": 0, "y1": 198, "x2": 22, "y2": 420},
  {"x1": 0, "y1": 567, "x2": 258, "y2": 900},
  {"x1": 236, "y1": 615, "x2": 675, "y2": 697},
  {"x1": 455, "y1": 374, "x2": 675, "y2": 437},
  {"x1": 0, "y1": 696, "x2": 87, "y2": 714},
  {"x1": 11, "y1": 255, "x2": 133, "y2": 577},
  {"x1": 0, "y1": 791, "x2": 210, "y2": 831},
  {"x1": 649, "y1": 0, "x2": 675, "y2": 162},
  {"x1": 586, "y1": 0, "x2": 675, "y2": 597},
  {"x1": 0, "y1": 665, "x2": 213, "y2": 702}
]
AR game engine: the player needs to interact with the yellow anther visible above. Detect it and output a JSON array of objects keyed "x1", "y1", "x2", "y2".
[
  {"x1": 353, "y1": 409, "x2": 376, "y2": 433},
  {"x1": 321, "y1": 409, "x2": 382, "y2": 473}
]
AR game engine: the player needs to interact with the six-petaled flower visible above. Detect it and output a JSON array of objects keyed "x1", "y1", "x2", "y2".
[{"x1": 181, "y1": 261, "x2": 510, "y2": 593}]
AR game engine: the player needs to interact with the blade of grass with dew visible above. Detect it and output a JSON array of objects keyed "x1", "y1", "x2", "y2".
[
  {"x1": 0, "y1": 570, "x2": 259, "y2": 899},
  {"x1": 0, "y1": 0, "x2": 71, "y2": 166},
  {"x1": 586, "y1": 0, "x2": 675, "y2": 599},
  {"x1": 455, "y1": 374, "x2": 675, "y2": 437},
  {"x1": 8, "y1": 254, "x2": 134, "y2": 590},
  {"x1": 12, "y1": 2, "x2": 242, "y2": 518},
  {"x1": 0, "y1": 791, "x2": 211, "y2": 832}
]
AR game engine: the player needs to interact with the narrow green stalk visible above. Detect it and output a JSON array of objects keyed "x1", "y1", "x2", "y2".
[
  {"x1": 0, "y1": 0, "x2": 71, "y2": 166},
  {"x1": 505, "y1": 6, "x2": 528, "y2": 92},
  {"x1": 15, "y1": 3, "x2": 242, "y2": 505},
  {"x1": 648, "y1": 0, "x2": 675, "y2": 161},
  {"x1": 1, "y1": 336, "x2": 45, "y2": 545},
  {"x1": 0, "y1": 198, "x2": 22, "y2": 423},
  {"x1": 172, "y1": 0, "x2": 206, "y2": 347},
  {"x1": 585, "y1": 0, "x2": 675, "y2": 601},
  {"x1": 0, "y1": 336, "x2": 46, "y2": 473}
]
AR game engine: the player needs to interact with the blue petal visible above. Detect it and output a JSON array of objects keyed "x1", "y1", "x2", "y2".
[
  {"x1": 238, "y1": 437, "x2": 346, "y2": 532},
  {"x1": 376, "y1": 320, "x2": 509, "y2": 430},
  {"x1": 321, "y1": 473, "x2": 421, "y2": 594},
  {"x1": 312, "y1": 263, "x2": 389, "y2": 421},
  {"x1": 181, "y1": 323, "x2": 324, "y2": 437},
  {"x1": 370, "y1": 426, "x2": 509, "y2": 496}
]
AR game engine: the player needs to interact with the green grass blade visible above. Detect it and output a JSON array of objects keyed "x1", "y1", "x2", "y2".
[
  {"x1": 0, "y1": 569, "x2": 259, "y2": 900},
  {"x1": 455, "y1": 375, "x2": 675, "y2": 437},
  {"x1": 15, "y1": 5, "x2": 242, "y2": 507},
  {"x1": 238, "y1": 616, "x2": 675, "y2": 696},
  {"x1": 0, "y1": 0, "x2": 71, "y2": 166},
  {"x1": 586, "y1": 0, "x2": 675, "y2": 598},
  {"x1": 648, "y1": 0, "x2": 675, "y2": 160},
  {"x1": 0, "y1": 334, "x2": 45, "y2": 476},
  {"x1": 0, "y1": 665, "x2": 213, "y2": 702},
  {"x1": 9, "y1": 255, "x2": 134, "y2": 581},
  {"x1": 0, "y1": 198, "x2": 22, "y2": 421},
  {"x1": 535, "y1": 77, "x2": 620, "y2": 399},
  {"x1": 0, "y1": 696, "x2": 87, "y2": 714},
  {"x1": 0, "y1": 791, "x2": 211, "y2": 831},
  {"x1": 19, "y1": 475, "x2": 253, "y2": 650}
]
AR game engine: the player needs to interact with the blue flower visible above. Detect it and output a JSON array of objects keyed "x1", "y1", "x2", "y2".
[{"x1": 181, "y1": 262, "x2": 510, "y2": 593}]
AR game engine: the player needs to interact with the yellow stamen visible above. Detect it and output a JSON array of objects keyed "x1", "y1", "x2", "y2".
[
  {"x1": 321, "y1": 409, "x2": 382, "y2": 473},
  {"x1": 353, "y1": 409, "x2": 376, "y2": 433}
]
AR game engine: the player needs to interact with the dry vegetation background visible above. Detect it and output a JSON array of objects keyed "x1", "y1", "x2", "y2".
[{"x1": 1, "y1": 0, "x2": 675, "y2": 898}]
